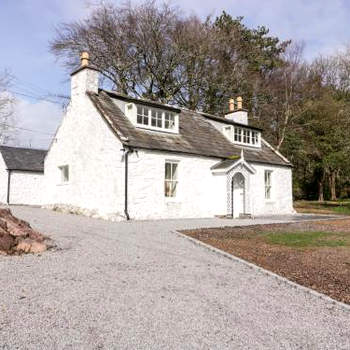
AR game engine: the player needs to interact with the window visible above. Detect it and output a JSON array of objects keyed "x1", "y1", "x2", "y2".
[
  {"x1": 164, "y1": 112, "x2": 175, "y2": 130},
  {"x1": 251, "y1": 131, "x2": 258, "y2": 145},
  {"x1": 265, "y1": 170, "x2": 272, "y2": 200},
  {"x1": 231, "y1": 126, "x2": 260, "y2": 146},
  {"x1": 137, "y1": 106, "x2": 149, "y2": 126},
  {"x1": 234, "y1": 127, "x2": 242, "y2": 142},
  {"x1": 135, "y1": 105, "x2": 176, "y2": 131},
  {"x1": 59, "y1": 165, "x2": 69, "y2": 183},
  {"x1": 243, "y1": 129, "x2": 250, "y2": 143},
  {"x1": 165, "y1": 161, "x2": 178, "y2": 197},
  {"x1": 151, "y1": 109, "x2": 162, "y2": 128}
]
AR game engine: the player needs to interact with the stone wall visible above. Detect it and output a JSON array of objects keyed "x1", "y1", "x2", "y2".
[{"x1": 43, "y1": 68, "x2": 125, "y2": 219}]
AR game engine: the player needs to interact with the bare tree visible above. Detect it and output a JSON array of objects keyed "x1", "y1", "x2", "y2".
[
  {"x1": 257, "y1": 42, "x2": 307, "y2": 150},
  {"x1": 50, "y1": 1, "x2": 287, "y2": 111},
  {"x1": 0, "y1": 70, "x2": 16, "y2": 144}
]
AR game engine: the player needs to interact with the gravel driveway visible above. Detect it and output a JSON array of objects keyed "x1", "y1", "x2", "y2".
[{"x1": 1, "y1": 206, "x2": 349, "y2": 349}]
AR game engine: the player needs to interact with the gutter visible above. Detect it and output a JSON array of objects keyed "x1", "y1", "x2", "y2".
[
  {"x1": 6, "y1": 169, "x2": 11, "y2": 205},
  {"x1": 123, "y1": 147, "x2": 133, "y2": 220}
]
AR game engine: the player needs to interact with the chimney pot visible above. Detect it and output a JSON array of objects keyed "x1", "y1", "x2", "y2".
[
  {"x1": 229, "y1": 98, "x2": 235, "y2": 112},
  {"x1": 81, "y1": 52, "x2": 89, "y2": 67},
  {"x1": 237, "y1": 96, "x2": 243, "y2": 109}
]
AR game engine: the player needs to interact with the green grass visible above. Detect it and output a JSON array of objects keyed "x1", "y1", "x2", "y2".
[
  {"x1": 294, "y1": 200, "x2": 350, "y2": 215},
  {"x1": 264, "y1": 231, "x2": 349, "y2": 248}
]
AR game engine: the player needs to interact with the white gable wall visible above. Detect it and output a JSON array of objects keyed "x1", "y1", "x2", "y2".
[{"x1": 43, "y1": 89, "x2": 125, "y2": 219}]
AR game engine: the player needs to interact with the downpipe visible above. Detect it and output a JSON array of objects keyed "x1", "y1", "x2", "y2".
[{"x1": 123, "y1": 147, "x2": 133, "y2": 220}]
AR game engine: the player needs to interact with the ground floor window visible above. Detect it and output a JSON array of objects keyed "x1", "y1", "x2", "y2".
[
  {"x1": 59, "y1": 165, "x2": 69, "y2": 183},
  {"x1": 165, "y1": 161, "x2": 178, "y2": 197},
  {"x1": 265, "y1": 170, "x2": 272, "y2": 199}
]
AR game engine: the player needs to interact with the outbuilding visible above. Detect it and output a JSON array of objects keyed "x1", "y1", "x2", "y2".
[{"x1": 0, "y1": 146, "x2": 46, "y2": 205}]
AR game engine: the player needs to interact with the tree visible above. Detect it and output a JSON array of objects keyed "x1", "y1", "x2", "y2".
[
  {"x1": 50, "y1": 1, "x2": 288, "y2": 112},
  {"x1": 0, "y1": 70, "x2": 16, "y2": 144}
]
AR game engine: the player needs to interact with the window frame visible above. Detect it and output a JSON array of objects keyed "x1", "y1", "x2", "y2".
[
  {"x1": 264, "y1": 170, "x2": 272, "y2": 200},
  {"x1": 135, "y1": 105, "x2": 178, "y2": 133},
  {"x1": 58, "y1": 165, "x2": 69, "y2": 184},
  {"x1": 224, "y1": 125, "x2": 260, "y2": 147},
  {"x1": 164, "y1": 160, "x2": 179, "y2": 198}
]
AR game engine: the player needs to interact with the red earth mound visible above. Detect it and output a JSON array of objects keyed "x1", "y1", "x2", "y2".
[{"x1": 0, "y1": 208, "x2": 50, "y2": 255}]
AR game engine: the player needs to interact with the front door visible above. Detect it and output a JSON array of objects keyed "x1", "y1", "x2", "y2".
[{"x1": 232, "y1": 173, "x2": 245, "y2": 218}]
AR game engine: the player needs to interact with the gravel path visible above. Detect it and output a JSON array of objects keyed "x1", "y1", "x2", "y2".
[{"x1": 1, "y1": 206, "x2": 349, "y2": 349}]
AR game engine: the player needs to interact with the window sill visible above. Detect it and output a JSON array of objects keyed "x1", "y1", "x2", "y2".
[
  {"x1": 57, "y1": 182, "x2": 70, "y2": 186},
  {"x1": 165, "y1": 197, "x2": 181, "y2": 203},
  {"x1": 136, "y1": 124, "x2": 179, "y2": 134}
]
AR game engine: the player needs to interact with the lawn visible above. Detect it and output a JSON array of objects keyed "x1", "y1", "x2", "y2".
[
  {"x1": 294, "y1": 200, "x2": 350, "y2": 215},
  {"x1": 181, "y1": 219, "x2": 350, "y2": 304}
]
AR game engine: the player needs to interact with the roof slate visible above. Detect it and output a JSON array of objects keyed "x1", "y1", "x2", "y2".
[
  {"x1": 88, "y1": 90, "x2": 291, "y2": 167},
  {"x1": 0, "y1": 146, "x2": 47, "y2": 172}
]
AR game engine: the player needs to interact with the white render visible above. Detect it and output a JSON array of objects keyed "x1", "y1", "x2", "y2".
[
  {"x1": 225, "y1": 110, "x2": 248, "y2": 125},
  {"x1": 43, "y1": 73, "x2": 125, "y2": 220},
  {"x1": 9, "y1": 171, "x2": 44, "y2": 205},
  {"x1": 40, "y1": 64, "x2": 294, "y2": 220},
  {"x1": 0, "y1": 153, "x2": 44, "y2": 206},
  {"x1": 0, "y1": 155, "x2": 8, "y2": 204}
]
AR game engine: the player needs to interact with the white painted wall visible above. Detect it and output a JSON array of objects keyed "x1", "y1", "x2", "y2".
[
  {"x1": 43, "y1": 68, "x2": 125, "y2": 220},
  {"x1": 10, "y1": 171, "x2": 44, "y2": 205},
  {"x1": 249, "y1": 162, "x2": 294, "y2": 216},
  {"x1": 0, "y1": 155, "x2": 8, "y2": 204},
  {"x1": 127, "y1": 150, "x2": 227, "y2": 219}
]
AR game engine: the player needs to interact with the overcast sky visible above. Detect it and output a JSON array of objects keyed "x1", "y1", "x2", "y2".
[{"x1": 1, "y1": 0, "x2": 350, "y2": 148}]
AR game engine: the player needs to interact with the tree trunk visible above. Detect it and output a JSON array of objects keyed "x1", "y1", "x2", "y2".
[
  {"x1": 329, "y1": 171, "x2": 337, "y2": 201},
  {"x1": 318, "y1": 179, "x2": 324, "y2": 202}
]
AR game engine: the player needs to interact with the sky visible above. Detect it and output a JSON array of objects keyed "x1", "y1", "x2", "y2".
[{"x1": 1, "y1": 0, "x2": 350, "y2": 148}]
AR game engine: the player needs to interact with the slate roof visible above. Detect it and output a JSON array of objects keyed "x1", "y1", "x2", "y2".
[
  {"x1": 0, "y1": 146, "x2": 47, "y2": 172},
  {"x1": 88, "y1": 89, "x2": 291, "y2": 167}
]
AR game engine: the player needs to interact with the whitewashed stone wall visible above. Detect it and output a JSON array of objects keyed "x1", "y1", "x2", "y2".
[
  {"x1": 43, "y1": 69, "x2": 125, "y2": 220},
  {"x1": 0, "y1": 155, "x2": 8, "y2": 203},
  {"x1": 127, "y1": 150, "x2": 227, "y2": 219},
  {"x1": 249, "y1": 162, "x2": 294, "y2": 216},
  {"x1": 9, "y1": 171, "x2": 44, "y2": 205},
  {"x1": 0, "y1": 155, "x2": 44, "y2": 205}
]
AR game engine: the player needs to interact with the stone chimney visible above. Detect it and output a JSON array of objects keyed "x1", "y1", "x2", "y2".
[
  {"x1": 70, "y1": 52, "x2": 99, "y2": 101},
  {"x1": 225, "y1": 96, "x2": 248, "y2": 125}
]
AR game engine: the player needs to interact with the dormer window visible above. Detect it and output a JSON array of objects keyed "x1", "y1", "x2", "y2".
[
  {"x1": 137, "y1": 106, "x2": 149, "y2": 125},
  {"x1": 224, "y1": 125, "x2": 260, "y2": 147},
  {"x1": 127, "y1": 103, "x2": 179, "y2": 133},
  {"x1": 151, "y1": 109, "x2": 162, "y2": 128}
]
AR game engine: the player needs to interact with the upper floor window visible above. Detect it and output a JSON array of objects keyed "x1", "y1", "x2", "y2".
[
  {"x1": 225, "y1": 125, "x2": 260, "y2": 147},
  {"x1": 136, "y1": 105, "x2": 176, "y2": 131}
]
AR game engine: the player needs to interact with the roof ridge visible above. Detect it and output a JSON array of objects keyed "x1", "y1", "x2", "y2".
[{"x1": 0, "y1": 145, "x2": 48, "y2": 152}]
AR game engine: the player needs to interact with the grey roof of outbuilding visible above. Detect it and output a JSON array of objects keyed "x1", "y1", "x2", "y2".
[
  {"x1": 0, "y1": 146, "x2": 47, "y2": 172},
  {"x1": 88, "y1": 89, "x2": 291, "y2": 167}
]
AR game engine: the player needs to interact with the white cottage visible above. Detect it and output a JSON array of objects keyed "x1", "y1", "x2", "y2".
[
  {"x1": 42, "y1": 53, "x2": 294, "y2": 221},
  {"x1": 0, "y1": 146, "x2": 46, "y2": 205}
]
